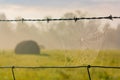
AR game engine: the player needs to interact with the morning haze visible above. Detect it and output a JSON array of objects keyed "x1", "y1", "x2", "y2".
[{"x1": 0, "y1": 11, "x2": 120, "y2": 50}]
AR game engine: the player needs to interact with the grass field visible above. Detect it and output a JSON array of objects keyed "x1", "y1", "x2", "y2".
[{"x1": 0, "y1": 50, "x2": 120, "y2": 80}]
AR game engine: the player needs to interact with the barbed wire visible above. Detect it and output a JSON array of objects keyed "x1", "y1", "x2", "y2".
[
  {"x1": 0, "y1": 65, "x2": 120, "y2": 80},
  {"x1": 0, "y1": 15, "x2": 120, "y2": 23}
]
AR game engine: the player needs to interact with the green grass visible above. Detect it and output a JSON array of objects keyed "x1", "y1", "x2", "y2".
[{"x1": 0, "y1": 50, "x2": 120, "y2": 80}]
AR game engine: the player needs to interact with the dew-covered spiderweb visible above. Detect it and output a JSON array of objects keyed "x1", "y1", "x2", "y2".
[
  {"x1": 57, "y1": 21, "x2": 104, "y2": 65},
  {"x1": 51, "y1": 13, "x2": 107, "y2": 66}
]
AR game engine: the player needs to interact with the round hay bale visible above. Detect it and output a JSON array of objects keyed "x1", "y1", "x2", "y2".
[{"x1": 15, "y1": 40, "x2": 40, "y2": 55}]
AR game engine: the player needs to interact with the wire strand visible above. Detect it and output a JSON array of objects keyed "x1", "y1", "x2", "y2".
[
  {"x1": 0, "y1": 65, "x2": 120, "y2": 69},
  {"x1": 0, "y1": 15, "x2": 120, "y2": 22}
]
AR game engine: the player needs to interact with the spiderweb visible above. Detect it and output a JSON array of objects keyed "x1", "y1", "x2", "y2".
[{"x1": 56, "y1": 19, "x2": 106, "y2": 66}]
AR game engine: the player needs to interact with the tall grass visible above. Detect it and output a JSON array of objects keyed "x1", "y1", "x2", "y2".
[{"x1": 0, "y1": 50, "x2": 120, "y2": 80}]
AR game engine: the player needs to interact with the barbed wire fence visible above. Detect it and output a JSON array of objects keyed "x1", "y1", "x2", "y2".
[{"x1": 0, "y1": 15, "x2": 120, "y2": 80}]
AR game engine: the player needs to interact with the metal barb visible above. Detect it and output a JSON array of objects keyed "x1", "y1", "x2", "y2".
[
  {"x1": 47, "y1": 18, "x2": 50, "y2": 23},
  {"x1": 74, "y1": 17, "x2": 78, "y2": 22},
  {"x1": 21, "y1": 18, "x2": 24, "y2": 23},
  {"x1": 108, "y1": 15, "x2": 113, "y2": 20}
]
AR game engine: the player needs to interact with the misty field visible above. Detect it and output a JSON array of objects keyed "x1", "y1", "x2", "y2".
[{"x1": 0, "y1": 50, "x2": 120, "y2": 80}]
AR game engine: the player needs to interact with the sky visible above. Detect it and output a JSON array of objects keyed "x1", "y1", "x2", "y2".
[{"x1": 0, "y1": 0, "x2": 120, "y2": 19}]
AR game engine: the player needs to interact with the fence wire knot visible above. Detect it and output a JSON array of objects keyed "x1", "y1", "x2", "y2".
[
  {"x1": 12, "y1": 66, "x2": 15, "y2": 69},
  {"x1": 87, "y1": 65, "x2": 91, "y2": 68}
]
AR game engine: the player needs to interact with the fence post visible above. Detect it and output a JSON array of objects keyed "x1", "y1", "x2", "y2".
[
  {"x1": 87, "y1": 65, "x2": 91, "y2": 80},
  {"x1": 11, "y1": 66, "x2": 16, "y2": 80}
]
